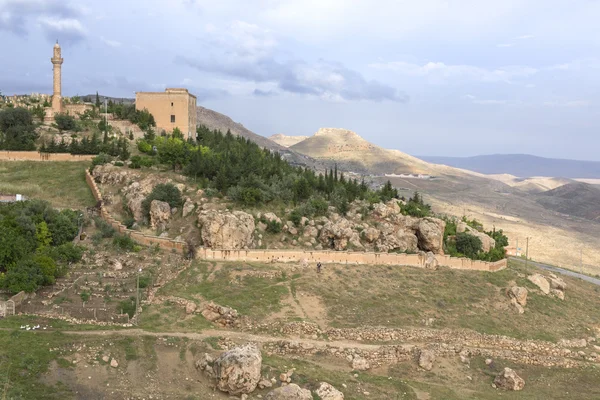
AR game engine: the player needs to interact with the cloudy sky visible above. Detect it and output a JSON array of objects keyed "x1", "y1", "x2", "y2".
[{"x1": 1, "y1": 0, "x2": 599, "y2": 160}]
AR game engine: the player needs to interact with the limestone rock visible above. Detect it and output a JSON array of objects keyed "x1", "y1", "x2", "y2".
[
  {"x1": 265, "y1": 384, "x2": 312, "y2": 400},
  {"x1": 150, "y1": 200, "x2": 171, "y2": 230},
  {"x1": 510, "y1": 298, "x2": 525, "y2": 314},
  {"x1": 263, "y1": 212, "x2": 282, "y2": 225},
  {"x1": 102, "y1": 355, "x2": 110, "y2": 363},
  {"x1": 507, "y1": 286, "x2": 528, "y2": 306},
  {"x1": 212, "y1": 343, "x2": 262, "y2": 395},
  {"x1": 528, "y1": 274, "x2": 550, "y2": 295},
  {"x1": 258, "y1": 379, "x2": 273, "y2": 389},
  {"x1": 315, "y1": 382, "x2": 344, "y2": 400},
  {"x1": 372, "y1": 201, "x2": 400, "y2": 219},
  {"x1": 351, "y1": 356, "x2": 370, "y2": 371},
  {"x1": 302, "y1": 226, "x2": 319, "y2": 238},
  {"x1": 550, "y1": 288, "x2": 565, "y2": 300},
  {"x1": 418, "y1": 349, "x2": 435, "y2": 371},
  {"x1": 558, "y1": 338, "x2": 587, "y2": 348},
  {"x1": 362, "y1": 227, "x2": 380, "y2": 243},
  {"x1": 376, "y1": 229, "x2": 418, "y2": 253},
  {"x1": 92, "y1": 164, "x2": 131, "y2": 185},
  {"x1": 416, "y1": 218, "x2": 446, "y2": 254},
  {"x1": 319, "y1": 218, "x2": 355, "y2": 250},
  {"x1": 200, "y1": 302, "x2": 239, "y2": 327},
  {"x1": 198, "y1": 210, "x2": 255, "y2": 249},
  {"x1": 185, "y1": 301, "x2": 197, "y2": 314},
  {"x1": 548, "y1": 275, "x2": 567, "y2": 291},
  {"x1": 182, "y1": 198, "x2": 196, "y2": 217},
  {"x1": 112, "y1": 259, "x2": 123, "y2": 271},
  {"x1": 494, "y1": 367, "x2": 525, "y2": 391},
  {"x1": 110, "y1": 359, "x2": 118, "y2": 368},
  {"x1": 122, "y1": 175, "x2": 171, "y2": 221}
]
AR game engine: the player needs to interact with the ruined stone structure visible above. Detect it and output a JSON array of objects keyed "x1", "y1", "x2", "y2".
[
  {"x1": 51, "y1": 41, "x2": 63, "y2": 115},
  {"x1": 135, "y1": 88, "x2": 197, "y2": 138}
]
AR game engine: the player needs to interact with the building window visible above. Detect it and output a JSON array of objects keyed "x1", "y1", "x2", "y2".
[
  {"x1": 170, "y1": 115, "x2": 175, "y2": 123},
  {"x1": 171, "y1": 102, "x2": 173, "y2": 106}
]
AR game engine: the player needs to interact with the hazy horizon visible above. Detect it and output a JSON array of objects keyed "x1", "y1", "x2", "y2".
[{"x1": 1, "y1": 0, "x2": 599, "y2": 160}]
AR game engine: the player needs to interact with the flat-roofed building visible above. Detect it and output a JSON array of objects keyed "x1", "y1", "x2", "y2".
[{"x1": 135, "y1": 88, "x2": 197, "y2": 138}]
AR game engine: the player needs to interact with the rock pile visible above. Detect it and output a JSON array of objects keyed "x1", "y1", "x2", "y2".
[
  {"x1": 315, "y1": 382, "x2": 345, "y2": 400},
  {"x1": 200, "y1": 302, "x2": 239, "y2": 327},
  {"x1": 528, "y1": 273, "x2": 566, "y2": 300},
  {"x1": 198, "y1": 210, "x2": 255, "y2": 249}
]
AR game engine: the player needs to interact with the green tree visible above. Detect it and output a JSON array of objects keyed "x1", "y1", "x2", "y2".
[
  {"x1": 35, "y1": 221, "x2": 52, "y2": 250},
  {"x1": 141, "y1": 183, "x2": 183, "y2": 219},
  {"x1": 0, "y1": 107, "x2": 38, "y2": 150},
  {"x1": 95, "y1": 91, "x2": 101, "y2": 108},
  {"x1": 455, "y1": 232, "x2": 483, "y2": 258},
  {"x1": 54, "y1": 113, "x2": 77, "y2": 132}
]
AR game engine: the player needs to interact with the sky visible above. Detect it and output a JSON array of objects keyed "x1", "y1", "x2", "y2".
[{"x1": 1, "y1": 0, "x2": 599, "y2": 161}]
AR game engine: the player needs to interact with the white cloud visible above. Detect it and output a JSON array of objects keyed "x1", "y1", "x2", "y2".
[
  {"x1": 38, "y1": 16, "x2": 85, "y2": 42},
  {"x1": 100, "y1": 36, "x2": 121, "y2": 47},
  {"x1": 516, "y1": 34, "x2": 534, "y2": 39},
  {"x1": 497, "y1": 43, "x2": 514, "y2": 48},
  {"x1": 369, "y1": 61, "x2": 538, "y2": 83}
]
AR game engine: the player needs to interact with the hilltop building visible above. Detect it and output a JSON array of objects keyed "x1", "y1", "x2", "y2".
[
  {"x1": 135, "y1": 88, "x2": 197, "y2": 138},
  {"x1": 51, "y1": 41, "x2": 63, "y2": 114}
]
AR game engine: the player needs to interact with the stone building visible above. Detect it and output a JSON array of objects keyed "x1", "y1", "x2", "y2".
[
  {"x1": 51, "y1": 41, "x2": 63, "y2": 115},
  {"x1": 135, "y1": 88, "x2": 197, "y2": 138}
]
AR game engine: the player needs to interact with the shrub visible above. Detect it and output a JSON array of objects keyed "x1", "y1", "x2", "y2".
[
  {"x1": 455, "y1": 232, "x2": 483, "y2": 258},
  {"x1": 54, "y1": 113, "x2": 78, "y2": 132},
  {"x1": 265, "y1": 219, "x2": 282, "y2": 233},
  {"x1": 94, "y1": 217, "x2": 116, "y2": 238},
  {"x1": 92, "y1": 153, "x2": 113, "y2": 166},
  {"x1": 114, "y1": 161, "x2": 124, "y2": 167},
  {"x1": 112, "y1": 234, "x2": 139, "y2": 252},
  {"x1": 138, "y1": 275, "x2": 151, "y2": 289},
  {"x1": 141, "y1": 183, "x2": 182, "y2": 218},
  {"x1": 80, "y1": 291, "x2": 90, "y2": 303},
  {"x1": 117, "y1": 297, "x2": 137, "y2": 318}
]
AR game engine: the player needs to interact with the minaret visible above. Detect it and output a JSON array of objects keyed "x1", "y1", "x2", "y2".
[{"x1": 51, "y1": 41, "x2": 63, "y2": 114}]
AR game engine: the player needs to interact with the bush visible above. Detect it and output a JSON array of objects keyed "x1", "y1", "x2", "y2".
[
  {"x1": 51, "y1": 243, "x2": 85, "y2": 263},
  {"x1": 117, "y1": 297, "x2": 137, "y2": 318},
  {"x1": 112, "y1": 234, "x2": 139, "y2": 252},
  {"x1": 94, "y1": 217, "x2": 116, "y2": 238},
  {"x1": 92, "y1": 153, "x2": 113, "y2": 166},
  {"x1": 54, "y1": 113, "x2": 78, "y2": 132},
  {"x1": 129, "y1": 155, "x2": 156, "y2": 169},
  {"x1": 265, "y1": 219, "x2": 282, "y2": 233},
  {"x1": 0, "y1": 107, "x2": 38, "y2": 150},
  {"x1": 138, "y1": 275, "x2": 151, "y2": 289},
  {"x1": 455, "y1": 232, "x2": 483, "y2": 258},
  {"x1": 141, "y1": 183, "x2": 183, "y2": 218},
  {"x1": 114, "y1": 161, "x2": 124, "y2": 167}
]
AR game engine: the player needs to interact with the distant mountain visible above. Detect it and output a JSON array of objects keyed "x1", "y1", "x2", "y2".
[
  {"x1": 535, "y1": 182, "x2": 600, "y2": 221},
  {"x1": 418, "y1": 154, "x2": 600, "y2": 179},
  {"x1": 196, "y1": 106, "x2": 320, "y2": 169},
  {"x1": 269, "y1": 134, "x2": 309, "y2": 148},
  {"x1": 290, "y1": 128, "x2": 444, "y2": 175}
]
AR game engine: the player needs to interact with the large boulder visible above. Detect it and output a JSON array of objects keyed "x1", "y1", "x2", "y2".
[
  {"x1": 262, "y1": 212, "x2": 282, "y2": 225},
  {"x1": 319, "y1": 218, "x2": 355, "y2": 250},
  {"x1": 376, "y1": 229, "x2": 418, "y2": 253},
  {"x1": 548, "y1": 274, "x2": 567, "y2": 291},
  {"x1": 528, "y1": 274, "x2": 550, "y2": 295},
  {"x1": 507, "y1": 286, "x2": 528, "y2": 307},
  {"x1": 198, "y1": 210, "x2": 255, "y2": 249},
  {"x1": 372, "y1": 201, "x2": 400, "y2": 219},
  {"x1": 149, "y1": 200, "x2": 171, "y2": 230},
  {"x1": 212, "y1": 343, "x2": 262, "y2": 395},
  {"x1": 265, "y1": 384, "x2": 312, "y2": 400},
  {"x1": 494, "y1": 367, "x2": 525, "y2": 391},
  {"x1": 418, "y1": 349, "x2": 435, "y2": 371},
  {"x1": 362, "y1": 227, "x2": 380, "y2": 243},
  {"x1": 121, "y1": 175, "x2": 171, "y2": 221},
  {"x1": 302, "y1": 226, "x2": 319, "y2": 238},
  {"x1": 315, "y1": 382, "x2": 344, "y2": 400},
  {"x1": 416, "y1": 218, "x2": 446, "y2": 254}
]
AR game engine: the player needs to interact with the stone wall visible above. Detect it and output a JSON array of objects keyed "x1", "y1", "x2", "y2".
[
  {"x1": 0, "y1": 151, "x2": 94, "y2": 162},
  {"x1": 64, "y1": 103, "x2": 94, "y2": 116},
  {"x1": 198, "y1": 248, "x2": 506, "y2": 271}
]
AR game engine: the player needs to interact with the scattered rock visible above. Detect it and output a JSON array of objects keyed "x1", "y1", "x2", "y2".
[
  {"x1": 418, "y1": 349, "x2": 435, "y2": 371},
  {"x1": 549, "y1": 275, "x2": 567, "y2": 291},
  {"x1": 265, "y1": 384, "x2": 312, "y2": 400},
  {"x1": 416, "y1": 218, "x2": 446, "y2": 254},
  {"x1": 550, "y1": 288, "x2": 565, "y2": 300},
  {"x1": 507, "y1": 286, "x2": 528, "y2": 306},
  {"x1": 110, "y1": 359, "x2": 118, "y2": 368},
  {"x1": 315, "y1": 382, "x2": 345, "y2": 400},
  {"x1": 182, "y1": 198, "x2": 195, "y2": 217},
  {"x1": 212, "y1": 343, "x2": 262, "y2": 395},
  {"x1": 185, "y1": 302, "x2": 197, "y2": 314},
  {"x1": 494, "y1": 367, "x2": 525, "y2": 391},
  {"x1": 200, "y1": 302, "x2": 239, "y2": 327},
  {"x1": 351, "y1": 356, "x2": 370, "y2": 371},
  {"x1": 527, "y1": 274, "x2": 550, "y2": 295},
  {"x1": 558, "y1": 338, "x2": 587, "y2": 348},
  {"x1": 102, "y1": 355, "x2": 109, "y2": 363},
  {"x1": 258, "y1": 379, "x2": 273, "y2": 389}
]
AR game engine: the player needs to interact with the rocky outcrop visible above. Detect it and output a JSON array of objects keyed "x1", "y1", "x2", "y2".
[
  {"x1": 418, "y1": 349, "x2": 435, "y2": 371},
  {"x1": 149, "y1": 200, "x2": 170, "y2": 230},
  {"x1": 494, "y1": 367, "x2": 525, "y2": 391},
  {"x1": 182, "y1": 198, "x2": 195, "y2": 217},
  {"x1": 362, "y1": 227, "x2": 380, "y2": 243},
  {"x1": 122, "y1": 176, "x2": 171, "y2": 221},
  {"x1": 198, "y1": 210, "x2": 255, "y2": 249},
  {"x1": 201, "y1": 302, "x2": 239, "y2": 327},
  {"x1": 457, "y1": 222, "x2": 496, "y2": 252},
  {"x1": 351, "y1": 356, "x2": 370, "y2": 371},
  {"x1": 416, "y1": 218, "x2": 446, "y2": 254},
  {"x1": 211, "y1": 344, "x2": 262, "y2": 395},
  {"x1": 92, "y1": 164, "x2": 133, "y2": 185},
  {"x1": 528, "y1": 274, "x2": 550, "y2": 295},
  {"x1": 315, "y1": 382, "x2": 344, "y2": 400},
  {"x1": 266, "y1": 384, "x2": 312, "y2": 400},
  {"x1": 319, "y1": 218, "x2": 355, "y2": 250},
  {"x1": 548, "y1": 274, "x2": 567, "y2": 291},
  {"x1": 376, "y1": 229, "x2": 418, "y2": 253}
]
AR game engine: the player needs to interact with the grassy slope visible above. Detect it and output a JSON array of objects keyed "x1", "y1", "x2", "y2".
[{"x1": 0, "y1": 161, "x2": 94, "y2": 209}]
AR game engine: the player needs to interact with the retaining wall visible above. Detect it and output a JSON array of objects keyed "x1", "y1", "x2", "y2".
[
  {"x1": 0, "y1": 151, "x2": 94, "y2": 162},
  {"x1": 84, "y1": 170, "x2": 507, "y2": 272}
]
